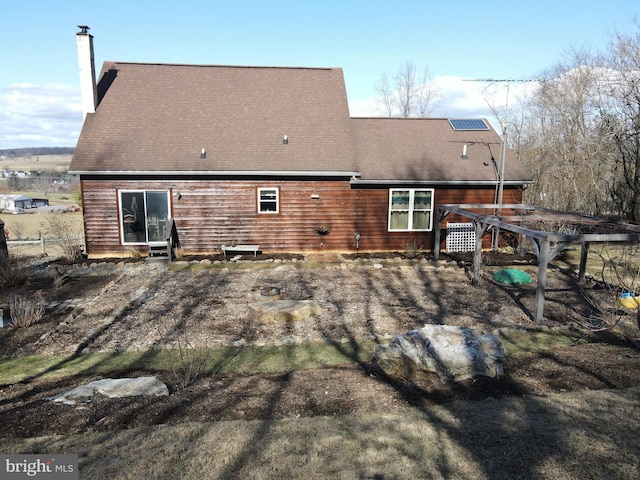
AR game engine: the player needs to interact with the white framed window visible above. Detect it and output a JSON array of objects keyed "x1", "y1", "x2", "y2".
[
  {"x1": 388, "y1": 188, "x2": 434, "y2": 231},
  {"x1": 119, "y1": 190, "x2": 171, "y2": 243},
  {"x1": 258, "y1": 187, "x2": 279, "y2": 213}
]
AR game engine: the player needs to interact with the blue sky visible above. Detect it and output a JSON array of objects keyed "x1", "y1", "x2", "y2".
[{"x1": 1, "y1": 0, "x2": 638, "y2": 148}]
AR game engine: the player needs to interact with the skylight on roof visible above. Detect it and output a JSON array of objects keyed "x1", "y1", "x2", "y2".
[{"x1": 448, "y1": 119, "x2": 490, "y2": 131}]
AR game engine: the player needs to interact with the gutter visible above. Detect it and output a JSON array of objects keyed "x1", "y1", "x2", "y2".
[
  {"x1": 349, "y1": 179, "x2": 535, "y2": 186},
  {"x1": 69, "y1": 170, "x2": 362, "y2": 177}
]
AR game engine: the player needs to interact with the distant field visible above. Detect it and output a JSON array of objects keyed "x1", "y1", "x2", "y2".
[
  {"x1": 1, "y1": 185, "x2": 84, "y2": 256},
  {"x1": 0, "y1": 155, "x2": 81, "y2": 257},
  {"x1": 1, "y1": 154, "x2": 72, "y2": 172}
]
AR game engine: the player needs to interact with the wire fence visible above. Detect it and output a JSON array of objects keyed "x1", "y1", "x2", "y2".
[{"x1": 6, "y1": 236, "x2": 84, "y2": 257}]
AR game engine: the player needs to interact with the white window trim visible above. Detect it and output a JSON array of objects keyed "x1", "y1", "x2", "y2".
[
  {"x1": 388, "y1": 188, "x2": 434, "y2": 232},
  {"x1": 257, "y1": 187, "x2": 279, "y2": 214}
]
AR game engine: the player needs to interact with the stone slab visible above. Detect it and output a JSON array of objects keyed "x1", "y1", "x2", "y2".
[
  {"x1": 47, "y1": 376, "x2": 169, "y2": 405},
  {"x1": 249, "y1": 299, "x2": 322, "y2": 324}
]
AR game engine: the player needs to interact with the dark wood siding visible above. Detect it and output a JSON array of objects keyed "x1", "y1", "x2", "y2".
[
  {"x1": 80, "y1": 177, "x2": 522, "y2": 255},
  {"x1": 434, "y1": 186, "x2": 523, "y2": 250},
  {"x1": 351, "y1": 185, "x2": 523, "y2": 252}
]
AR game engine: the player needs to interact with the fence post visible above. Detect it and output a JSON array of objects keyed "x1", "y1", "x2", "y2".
[{"x1": 0, "y1": 218, "x2": 8, "y2": 259}]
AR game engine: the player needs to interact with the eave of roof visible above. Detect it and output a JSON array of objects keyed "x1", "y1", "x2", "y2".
[
  {"x1": 69, "y1": 170, "x2": 361, "y2": 177},
  {"x1": 350, "y1": 179, "x2": 534, "y2": 186}
]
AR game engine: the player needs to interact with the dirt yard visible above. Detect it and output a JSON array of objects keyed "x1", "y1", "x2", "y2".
[{"x1": 1, "y1": 252, "x2": 639, "y2": 439}]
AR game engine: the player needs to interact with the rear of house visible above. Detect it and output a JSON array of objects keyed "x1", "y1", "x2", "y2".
[{"x1": 70, "y1": 28, "x2": 532, "y2": 258}]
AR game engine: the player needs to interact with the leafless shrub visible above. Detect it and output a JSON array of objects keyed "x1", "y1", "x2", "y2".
[
  {"x1": 41, "y1": 214, "x2": 83, "y2": 262},
  {"x1": 9, "y1": 220, "x2": 26, "y2": 240},
  {"x1": 172, "y1": 336, "x2": 211, "y2": 389},
  {"x1": 0, "y1": 257, "x2": 31, "y2": 289},
  {"x1": 127, "y1": 247, "x2": 143, "y2": 260},
  {"x1": 403, "y1": 240, "x2": 424, "y2": 259},
  {"x1": 156, "y1": 318, "x2": 211, "y2": 389},
  {"x1": 9, "y1": 291, "x2": 46, "y2": 328},
  {"x1": 578, "y1": 243, "x2": 640, "y2": 337}
]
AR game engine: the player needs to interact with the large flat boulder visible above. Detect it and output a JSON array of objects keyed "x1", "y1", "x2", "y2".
[
  {"x1": 249, "y1": 299, "x2": 322, "y2": 324},
  {"x1": 48, "y1": 376, "x2": 169, "y2": 405},
  {"x1": 373, "y1": 324, "x2": 505, "y2": 383}
]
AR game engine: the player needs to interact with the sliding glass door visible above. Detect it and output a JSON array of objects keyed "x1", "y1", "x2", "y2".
[{"x1": 120, "y1": 190, "x2": 170, "y2": 243}]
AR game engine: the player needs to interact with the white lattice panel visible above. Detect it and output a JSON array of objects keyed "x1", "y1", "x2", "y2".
[{"x1": 446, "y1": 222, "x2": 476, "y2": 253}]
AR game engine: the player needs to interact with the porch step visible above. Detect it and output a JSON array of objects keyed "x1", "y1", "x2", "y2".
[{"x1": 147, "y1": 241, "x2": 171, "y2": 262}]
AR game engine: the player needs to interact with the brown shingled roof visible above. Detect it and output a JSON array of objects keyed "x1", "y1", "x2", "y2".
[
  {"x1": 351, "y1": 117, "x2": 532, "y2": 184},
  {"x1": 71, "y1": 62, "x2": 532, "y2": 185},
  {"x1": 71, "y1": 62, "x2": 357, "y2": 174}
]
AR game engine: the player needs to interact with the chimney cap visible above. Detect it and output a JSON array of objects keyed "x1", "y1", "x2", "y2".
[{"x1": 77, "y1": 25, "x2": 91, "y2": 35}]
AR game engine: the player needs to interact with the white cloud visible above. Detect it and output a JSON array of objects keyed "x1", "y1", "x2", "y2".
[
  {"x1": 349, "y1": 75, "x2": 537, "y2": 132},
  {"x1": 0, "y1": 83, "x2": 82, "y2": 149}
]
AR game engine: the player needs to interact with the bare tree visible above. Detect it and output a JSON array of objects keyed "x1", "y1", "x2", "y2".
[
  {"x1": 515, "y1": 48, "x2": 614, "y2": 215},
  {"x1": 375, "y1": 61, "x2": 440, "y2": 117},
  {"x1": 597, "y1": 25, "x2": 640, "y2": 223},
  {"x1": 512, "y1": 23, "x2": 640, "y2": 224}
]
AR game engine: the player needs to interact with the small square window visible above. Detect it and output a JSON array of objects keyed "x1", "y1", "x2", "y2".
[{"x1": 258, "y1": 188, "x2": 279, "y2": 213}]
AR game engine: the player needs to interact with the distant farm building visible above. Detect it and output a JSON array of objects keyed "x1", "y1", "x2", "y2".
[{"x1": 0, "y1": 195, "x2": 49, "y2": 214}]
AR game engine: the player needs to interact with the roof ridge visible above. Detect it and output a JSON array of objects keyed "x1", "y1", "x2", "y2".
[
  {"x1": 105, "y1": 61, "x2": 340, "y2": 71},
  {"x1": 351, "y1": 117, "x2": 467, "y2": 121}
]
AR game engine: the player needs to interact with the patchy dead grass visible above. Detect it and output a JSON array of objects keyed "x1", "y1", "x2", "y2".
[
  {"x1": 2, "y1": 386, "x2": 639, "y2": 479},
  {"x1": 1, "y1": 254, "x2": 639, "y2": 478}
]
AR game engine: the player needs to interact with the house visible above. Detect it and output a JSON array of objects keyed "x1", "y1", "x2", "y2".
[
  {"x1": 0, "y1": 195, "x2": 32, "y2": 214},
  {"x1": 70, "y1": 28, "x2": 532, "y2": 258}
]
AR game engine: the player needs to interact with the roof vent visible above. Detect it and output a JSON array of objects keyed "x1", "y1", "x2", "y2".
[{"x1": 283, "y1": 135, "x2": 288, "y2": 145}]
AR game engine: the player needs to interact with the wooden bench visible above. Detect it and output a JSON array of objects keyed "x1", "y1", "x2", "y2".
[{"x1": 221, "y1": 244, "x2": 260, "y2": 257}]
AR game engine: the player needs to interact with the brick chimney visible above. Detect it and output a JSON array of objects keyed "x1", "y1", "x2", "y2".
[{"x1": 76, "y1": 25, "x2": 97, "y2": 119}]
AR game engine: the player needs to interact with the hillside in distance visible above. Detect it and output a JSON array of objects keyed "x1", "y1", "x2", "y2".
[{"x1": 0, "y1": 147, "x2": 74, "y2": 158}]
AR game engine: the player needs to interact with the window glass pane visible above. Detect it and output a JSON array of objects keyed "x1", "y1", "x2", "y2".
[
  {"x1": 413, "y1": 190, "x2": 432, "y2": 209},
  {"x1": 259, "y1": 188, "x2": 278, "y2": 213},
  {"x1": 145, "y1": 191, "x2": 170, "y2": 240},
  {"x1": 121, "y1": 192, "x2": 146, "y2": 243},
  {"x1": 259, "y1": 190, "x2": 276, "y2": 201},
  {"x1": 391, "y1": 190, "x2": 410, "y2": 210},
  {"x1": 412, "y1": 211, "x2": 430, "y2": 230},
  {"x1": 390, "y1": 211, "x2": 409, "y2": 230},
  {"x1": 261, "y1": 202, "x2": 277, "y2": 212}
]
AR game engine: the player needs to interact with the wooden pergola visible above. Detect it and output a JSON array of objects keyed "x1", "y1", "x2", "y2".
[{"x1": 433, "y1": 204, "x2": 640, "y2": 324}]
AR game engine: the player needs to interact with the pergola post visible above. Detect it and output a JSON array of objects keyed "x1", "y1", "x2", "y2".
[
  {"x1": 578, "y1": 242, "x2": 590, "y2": 283},
  {"x1": 433, "y1": 207, "x2": 451, "y2": 262},
  {"x1": 433, "y1": 215, "x2": 442, "y2": 262},
  {"x1": 472, "y1": 221, "x2": 490, "y2": 286},
  {"x1": 533, "y1": 238, "x2": 551, "y2": 324}
]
